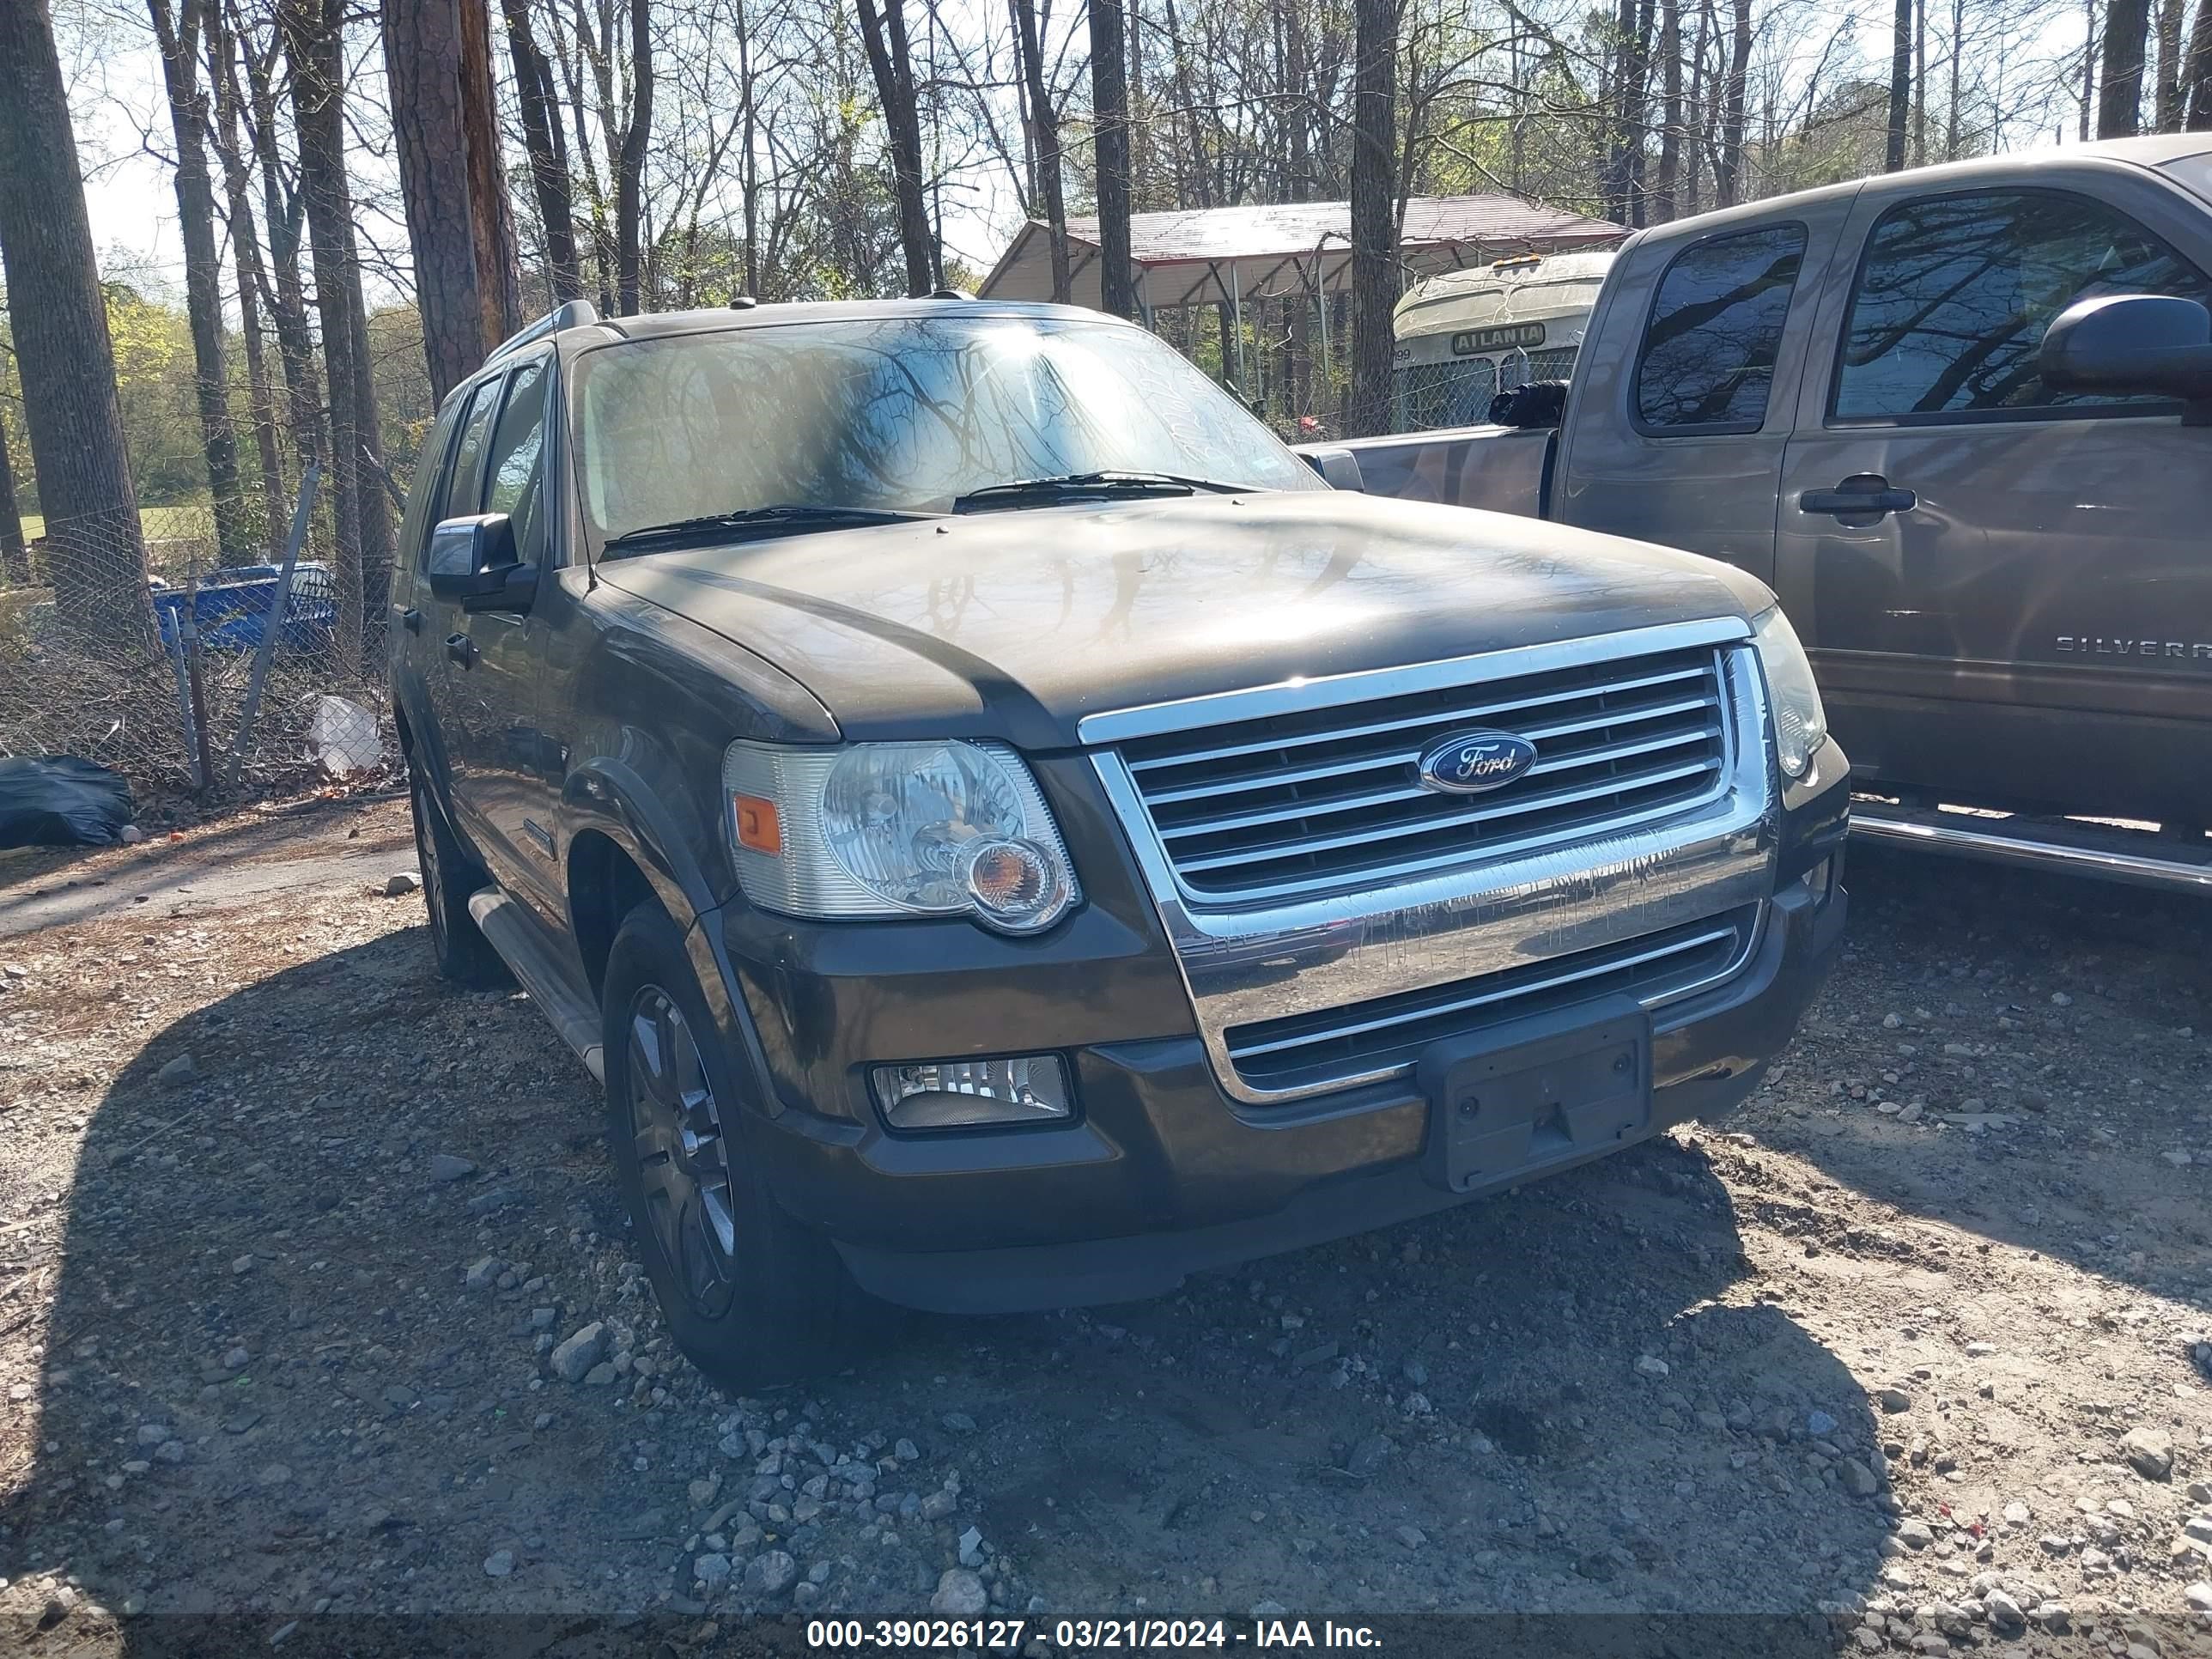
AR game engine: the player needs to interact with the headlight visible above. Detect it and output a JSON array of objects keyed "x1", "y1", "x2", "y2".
[
  {"x1": 1749, "y1": 605, "x2": 1827, "y2": 779},
  {"x1": 722, "y1": 739, "x2": 1079, "y2": 933}
]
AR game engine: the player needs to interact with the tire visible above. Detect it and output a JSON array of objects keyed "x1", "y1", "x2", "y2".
[
  {"x1": 408, "y1": 760, "x2": 510, "y2": 989},
  {"x1": 600, "y1": 901, "x2": 865, "y2": 1387}
]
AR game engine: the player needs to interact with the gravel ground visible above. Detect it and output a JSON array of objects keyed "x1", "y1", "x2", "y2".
[{"x1": 0, "y1": 801, "x2": 2208, "y2": 1655}]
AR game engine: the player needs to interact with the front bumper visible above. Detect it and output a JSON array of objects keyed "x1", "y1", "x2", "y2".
[{"x1": 703, "y1": 758, "x2": 1847, "y2": 1314}]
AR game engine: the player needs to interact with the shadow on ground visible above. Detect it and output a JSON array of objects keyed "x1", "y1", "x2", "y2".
[{"x1": 3, "y1": 913, "x2": 1892, "y2": 1651}]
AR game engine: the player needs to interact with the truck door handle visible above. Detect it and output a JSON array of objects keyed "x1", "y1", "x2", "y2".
[
  {"x1": 1800, "y1": 476, "x2": 1917, "y2": 519},
  {"x1": 395, "y1": 605, "x2": 422, "y2": 634},
  {"x1": 445, "y1": 633, "x2": 477, "y2": 668}
]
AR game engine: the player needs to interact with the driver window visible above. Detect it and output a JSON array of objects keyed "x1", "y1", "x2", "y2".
[
  {"x1": 441, "y1": 375, "x2": 506, "y2": 520},
  {"x1": 482, "y1": 357, "x2": 550, "y2": 564}
]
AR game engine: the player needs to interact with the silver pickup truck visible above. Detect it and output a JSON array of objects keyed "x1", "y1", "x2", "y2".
[{"x1": 1318, "y1": 136, "x2": 2212, "y2": 890}]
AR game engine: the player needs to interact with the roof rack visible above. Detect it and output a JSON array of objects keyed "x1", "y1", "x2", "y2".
[{"x1": 487, "y1": 299, "x2": 600, "y2": 366}]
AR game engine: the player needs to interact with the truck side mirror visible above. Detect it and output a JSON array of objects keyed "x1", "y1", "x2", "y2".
[
  {"x1": 1299, "y1": 447, "x2": 1366, "y2": 492},
  {"x1": 428, "y1": 513, "x2": 537, "y2": 611},
  {"x1": 2039, "y1": 294, "x2": 2212, "y2": 424}
]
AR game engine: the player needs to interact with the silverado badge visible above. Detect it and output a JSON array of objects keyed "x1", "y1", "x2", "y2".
[{"x1": 1416, "y1": 730, "x2": 1539, "y2": 794}]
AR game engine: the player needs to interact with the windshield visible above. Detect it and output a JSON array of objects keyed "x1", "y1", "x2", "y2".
[{"x1": 571, "y1": 313, "x2": 1321, "y2": 544}]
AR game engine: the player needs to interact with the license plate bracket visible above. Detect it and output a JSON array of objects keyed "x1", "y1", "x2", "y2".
[{"x1": 1417, "y1": 995, "x2": 1652, "y2": 1194}]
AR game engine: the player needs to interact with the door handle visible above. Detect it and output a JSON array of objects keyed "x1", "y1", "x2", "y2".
[
  {"x1": 395, "y1": 605, "x2": 422, "y2": 634},
  {"x1": 1800, "y1": 475, "x2": 1917, "y2": 519},
  {"x1": 445, "y1": 633, "x2": 477, "y2": 667}
]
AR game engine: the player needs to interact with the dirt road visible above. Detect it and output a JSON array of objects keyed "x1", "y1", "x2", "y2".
[{"x1": 0, "y1": 804, "x2": 2207, "y2": 1655}]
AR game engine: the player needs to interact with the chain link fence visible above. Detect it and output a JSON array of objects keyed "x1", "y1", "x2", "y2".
[{"x1": 0, "y1": 483, "x2": 392, "y2": 814}]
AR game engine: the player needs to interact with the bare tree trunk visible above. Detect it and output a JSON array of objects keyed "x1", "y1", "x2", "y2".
[
  {"x1": 2081, "y1": 0, "x2": 2100, "y2": 139},
  {"x1": 1347, "y1": 0, "x2": 1396, "y2": 437},
  {"x1": 502, "y1": 0, "x2": 581, "y2": 301},
  {"x1": 1887, "y1": 0, "x2": 1913, "y2": 169},
  {"x1": 1946, "y1": 0, "x2": 1965, "y2": 155},
  {"x1": 0, "y1": 0, "x2": 155, "y2": 647},
  {"x1": 384, "y1": 0, "x2": 520, "y2": 400},
  {"x1": 206, "y1": 2, "x2": 287, "y2": 549},
  {"x1": 234, "y1": 9, "x2": 325, "y2": 474},
  {"x1": 282, "y1": 0, "x2": 391, "y2": 672},
  {"x1": 2188, "y1": 0, "x2": 2212, "y2": 126},
  {"x1": 2100, "y1": 0, "x2": 2151, "y2": 132},
  {"x1": 1655, "y1": 0, "x2": 1680, "y2": 220},
  {"x1": 2154, "y1": 0, "x2": 2186, "y2": 127},
  {"x1": 149, "y1": 0, "x2": 252, "y2": 567},
  {"x1": 1012, "y1": 0, "x2": 1071, "y2": 301},
  {"x1": 1091, "y1": 0, "x2": 1137, "y2": 318},
  {"x1": 856, "y1": 0, "x2": 934, "y2": 295},
  {"x1": 1716, "y1": 0, "x2": 1751, "y2": 204},
  {"x1": 616, "y1": 0, "x2": 652, "y2": 312},
  {"x1": 0, "y1": 414, "x2": 28, "y2": 586}
]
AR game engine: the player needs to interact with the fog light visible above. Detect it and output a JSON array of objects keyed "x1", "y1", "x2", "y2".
[{"x1": 870, "y1": 1054, "x2": 1073, "y2": 1130}]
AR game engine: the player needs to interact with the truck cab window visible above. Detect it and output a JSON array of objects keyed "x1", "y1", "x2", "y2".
[
  {"x1": 1632, "y1": 223, "x2": 1806, "y2": 433},
  {"x1": 1832, "y1": 189, "x2": 2210, "y2": 421}
]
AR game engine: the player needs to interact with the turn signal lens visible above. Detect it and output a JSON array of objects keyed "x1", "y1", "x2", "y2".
[
  {"x1": 957, "y1": 836, "x2": 1069, "y2": 932},
  {"x1": 732, "y1": 793, "x2": 782, "y2": 854}
]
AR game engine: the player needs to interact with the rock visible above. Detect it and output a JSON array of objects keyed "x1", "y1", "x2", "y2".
[
  {"x1": 156, "y1": 1054, "x2": 199, "y2": 1087},
  {"x1": 2184, "y1": 1583, "x2": 2212, "y2": 1613},
  {"x1": 1634, "y1": 1354, "x2": 1670, "y2": 1377},
  {"x1": 222, "y1": 1346, "x2": 249, "y2": 1370},
  {"x1": 958, "y1": 1525, "x2": 984, "y2": 1567},
  {"x1": 2120, "y1": 1427, "x2": 2173, "y2": 1481},
  {"x1": 2164, "y1": 1151, "x2": 2194, "y2": 1168},
  {"x1": 119, "y1": 824, "x2": 145, "y2": 844},
  {"x1": 1395, "y1": 1524, "x2": 1427, "y2": 1549},
  {"x1": 747, "y1": 1550, "x2": 799, "y2": 1595},
  {"x1": 1897, "y1": 1518, "x2": 1936, "y2": 1550},
  {"x1": 483, "y1": 1550, "x2": 514, "y2": 1578},
  {"x1": 941, "y1": 1411, "x2": 978, "y2": 1433},
  {"x1": 382, "y1": 872, "x2": 422, "y2": 897},
  {"x1": 135, "y1": 1424, "x2": 173, "y2": 1447},
  {"x1": 920, "y1": 1490, "x2": 957, "y2": 1522},
  {"x1": 429, "y1": 1154, "x2": 477, "y2": 1183},
  {"x1": 1843, "y1": 1459, "x2": 1880, "y2": 1498},
  {"x1": 1808, "y1": 1410, "x2": 1838, "y2": 1437},
  {"x1": 895, "y1": 1438, "x2": 920, "y2": 1462},
  {"x1": 230, "y1": 1255, "x2": 254, "y2": 1275},
  {"x1": 465, "y1": 1186, "x2": 523, "y2": 1217},
  {"x1": 931, "y1": 1569, "x2": 988, "y2": 1617},
  {"x1": 152, "y1": 1439, "x2": 186, "y2": 1464},
  {"x1": 1983, "y1": 1589, "x2": 2025, "y2": 1630},
  {"x1": 1346, "y1": 1433, "x2": 1395, "y2": 1478},
  {"x1": 464, "y1": 1256, "x2": 504, "y2": 1291},
  {"x1": 582, "y1": 1361, "x2": 617, "y2": 1386},
  {"x1": 695, "y1": 1553, "x2": 732, "y2": 1589},
  {"x1": 549, "y1": 1322, "x2": 606, "y2": 1383},
  {"x1": 2033, "y1": 1601, "x2": 2070, "y2": 1633},
  {"x1": 1877, "y1": 1388, "x2": 1912, "y2": 1413}
]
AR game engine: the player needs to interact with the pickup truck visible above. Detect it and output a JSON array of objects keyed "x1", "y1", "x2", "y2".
[
  {"x1": 1320, "y1": 135, "x2": 2212, "y2": 889},
  {"x1": 392, "y1": 295, "x2": 1848, "y2": 1382}
]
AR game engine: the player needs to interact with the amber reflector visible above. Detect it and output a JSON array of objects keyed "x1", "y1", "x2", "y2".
[{"x1": 732, "y1": 793, "x2": 782, "y2": 854}]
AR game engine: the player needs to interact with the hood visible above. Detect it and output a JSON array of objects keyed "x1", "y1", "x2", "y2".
[{"x1": 595, "y1": 491, "x2": 1773, "y2": 749}]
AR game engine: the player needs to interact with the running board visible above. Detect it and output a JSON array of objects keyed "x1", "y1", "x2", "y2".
[
  {"x1": 467, "y1": 888, "x2": 606, "y2": 1081},
  {"x1": 1850, "y1": 805, "x2": 2212, "y2": 894}
]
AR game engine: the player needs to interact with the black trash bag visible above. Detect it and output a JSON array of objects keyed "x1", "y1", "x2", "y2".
[{"x1": 0, "y1": 757, "x2": 137, "y2": 849}]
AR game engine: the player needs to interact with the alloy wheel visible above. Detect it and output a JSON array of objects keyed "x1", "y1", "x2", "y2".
[{"x1": 624, "y1": 987, "x2": 739, "y2": 1319}]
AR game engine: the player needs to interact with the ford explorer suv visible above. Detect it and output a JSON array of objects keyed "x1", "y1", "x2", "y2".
[
  {"x1": 390, "y1": 295, "x2": 1850, "y2": 1384},
  {"x1": 1317, "y1": 136, "x2": 2212, "y2": 891}
]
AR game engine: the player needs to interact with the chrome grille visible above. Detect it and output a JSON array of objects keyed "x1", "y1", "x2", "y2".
[
  {"x1": 1224, "y1": 908, "x2": 1759, "y2": 1096},
  {"x1": 1115, "y1": 644, "x2": 1733, "y2": 902}
]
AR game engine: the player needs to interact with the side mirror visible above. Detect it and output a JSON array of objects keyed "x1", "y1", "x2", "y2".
[
  {"x1": 1299, "y1": 447, "x2": 1366, "y2": 492},
  {"x1": 2039, "y1": 294, "x2": 2212, "y2": 424},
  {"x1": 427, "y1": 513, "x2": 537, "y2": 611}
]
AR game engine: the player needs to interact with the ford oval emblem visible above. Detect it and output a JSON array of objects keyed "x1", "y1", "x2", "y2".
[{"x1": 1416, "y1": 729, "x2": 1539, "y2": 794}]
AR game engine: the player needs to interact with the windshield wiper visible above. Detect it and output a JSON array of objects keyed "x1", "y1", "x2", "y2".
[
  {"x1": 601, "y1": 503, "x2": 922, "y2": 553},
  {"x1": 951, "y1": 471, "x2": 1250, "y2": 513}
]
